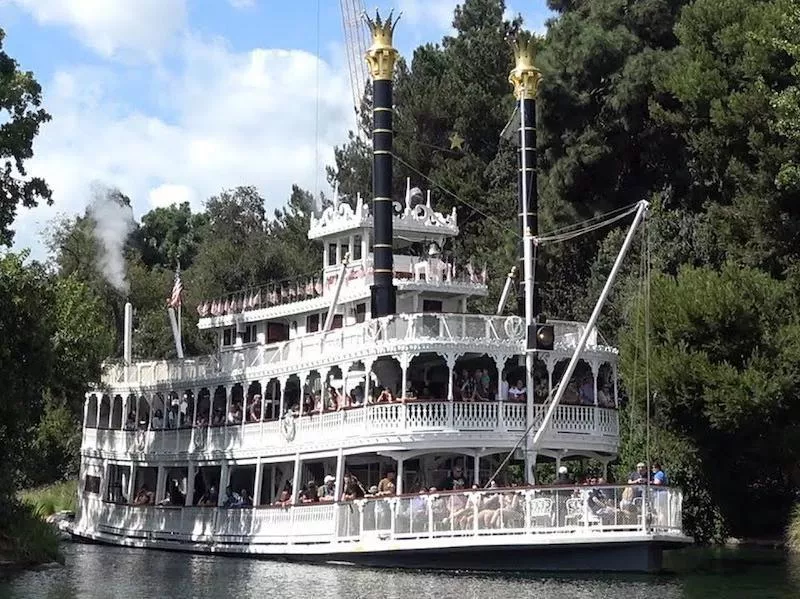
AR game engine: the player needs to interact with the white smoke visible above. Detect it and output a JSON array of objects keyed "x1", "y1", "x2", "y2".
[{"x1": 87, "y1": 183, "x2": 136, "y2": 295}]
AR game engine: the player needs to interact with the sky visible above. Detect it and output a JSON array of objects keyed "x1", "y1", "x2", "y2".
[{"x1": 1, "y1": 0, "x2": 552, "y2": 260}]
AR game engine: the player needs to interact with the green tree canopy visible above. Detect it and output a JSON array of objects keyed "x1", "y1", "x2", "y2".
[{"x1": 0, "y1": 28, "x2": 52, "y2": 246}]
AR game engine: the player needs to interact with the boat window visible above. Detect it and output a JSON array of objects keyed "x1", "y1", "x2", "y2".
[
  {"x1": 353, "y1": 235, "x2": 362, "y2": 260},
  {"x1": 242, "y1": 324, "x2": 257, "y2": 344},
  {"x1": 331, "y1": 314, "x2": 343, "y2": 330},
  {"x1": 222, "y1": 327, "x2": 234, "y2": 347},
  {"x1": 328, "y1": 242, "x2": 337, "y2": 266},
  {"x1": 307, "y1": 313, "x2": 320, "y2": 333},
  {"x1": 422, "y1": 299, "x2": 443, "y2": 313},
  {"x1": 84, "y1": 474, "x2": 101, "y2": 495},
  {"x1": 355, "y1": 303, "x2": 366, "y2": 323}
]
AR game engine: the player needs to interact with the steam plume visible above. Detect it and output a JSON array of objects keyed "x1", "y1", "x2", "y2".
[{"x1": 87, "y1": 183, "x2": 136, "y2": 295}]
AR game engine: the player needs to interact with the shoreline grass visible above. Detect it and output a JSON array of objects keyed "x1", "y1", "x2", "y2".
[
  {"x1": 787, "y1": 504, "x2": 800, "y2": 553},
  {"x1": 18, "y1": 480, "x2": 77, "y2": 517},
  {"x1": 0, "y1": 499, "x2": 64, "y2": 568}
]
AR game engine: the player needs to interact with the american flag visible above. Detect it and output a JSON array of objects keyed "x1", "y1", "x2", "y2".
[{"x1": 167, "y1": 267, "x2": 183, "y2": 308}]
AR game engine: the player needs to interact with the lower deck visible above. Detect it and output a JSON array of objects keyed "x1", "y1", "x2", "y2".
[{"x1": 74, "y1": 485, "x2": 689, "y2": 572}]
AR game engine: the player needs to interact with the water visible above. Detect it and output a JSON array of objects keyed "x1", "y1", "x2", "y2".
[{"x1": 2, "y1": 543, "x2": 799, "y2": 599}]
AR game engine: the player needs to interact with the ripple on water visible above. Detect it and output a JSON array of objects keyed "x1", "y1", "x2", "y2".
[{"x1": 1, "y1": 544, "x2": 799, "y2": 599}]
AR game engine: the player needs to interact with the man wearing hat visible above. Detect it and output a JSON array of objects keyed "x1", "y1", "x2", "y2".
[
  {"x1": 628, "y1": 462, "x2": 648, "y2": 485},
  {"x1": 320, "y1": 474, "x2": 336, "y2": 500}
]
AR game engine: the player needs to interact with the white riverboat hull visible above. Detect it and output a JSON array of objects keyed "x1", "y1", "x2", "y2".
[
  {"x1": 72, "y1": 488, "x2": 691, "y2": 573},
  {"x1": 72, "y1": 527, "x2": 690, "y2": 572}
]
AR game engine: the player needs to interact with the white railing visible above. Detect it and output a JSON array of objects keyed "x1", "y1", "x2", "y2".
[
  {"x1": 81, "y1": 403, "x2": 618, "y2": 456},
  {"x1": 101, "y1": 313, "x2": 614, "y2": 389},
  {"x1": 82, "y1": 486, "x2": 684, "y2": 549}
]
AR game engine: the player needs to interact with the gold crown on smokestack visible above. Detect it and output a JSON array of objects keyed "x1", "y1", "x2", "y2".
[
  {"x1": 364, "y1": 10, "x2": 400, "y2": 80},
  {"x1": 509, "y1": 31, "x2": 542, "y2": 99}
]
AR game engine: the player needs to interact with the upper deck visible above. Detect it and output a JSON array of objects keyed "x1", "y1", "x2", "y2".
[{"x1": 102, "y1": 313, "x2": 616, "y2": 391}]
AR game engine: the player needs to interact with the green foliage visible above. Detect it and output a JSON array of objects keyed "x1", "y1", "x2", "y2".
[
  {"x1": 620, "y1": 264, "x2": 800, "y2": 539},
  {"x1": 29, "y1": 397, "x2": 82, "y2": 486},
  {"x1": 0, "y1": 28, "x2": 52, "y2": 246},
  {"x1": 0, "y1": 252, "x2": 55, "y2": 493},
  {"x1": 788, "y1": 504, "x2": 800, "y2": 553},
  {"x1": 19, "y1": 480, "x2": 78, "y2": 517},
  {"x1": 0, "y1": 498, "x2": 63, "y2": 565}
]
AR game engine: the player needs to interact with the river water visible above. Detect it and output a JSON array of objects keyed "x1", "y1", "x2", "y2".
[{"x1": 2, "y1": 543, "x2": 799, "y2": 599}]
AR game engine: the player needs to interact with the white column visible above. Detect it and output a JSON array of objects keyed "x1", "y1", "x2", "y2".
[
  {"x1": 364, "y1": 359, "x2": 375, "y2": 403},
  {"x1": 446, "y1": 354, "x2": 457, "y2": 401},
  {"x1": 473, "y1": 455, "x2": 480, "y2": 486},
  {"x1": 278, "y1": 376, "x2": 289, "y2": 416},
  {"x1": 334, "y1": 448, "x2": 345, "y2": 500},
  {"x1": 493, "y1": 354, "x2": 507, "y2": 401},
  {"x1": 186, "y1": 462, "x2": 196, "y2": 506},
  {"x1": 547, "y1": 357, "x2": 555, "y2": 395},
  {"x1": 217, "y1": 463, "x2": 230, "y2": 507},
  {"x1": 100, "y1": 460, "x2": 110, "y2": 500},
  {"x1": 253, "y1": 458, "x2": 263, "y2": 506},
  {"x1": 399, "y1": 353, "x2": 410, "y2": 398},
  {"x1": 156, "y1": 465, "x2": 166, "y2": 503},
  {"x1": 223, "y1": 386, "x2": 231, "y2": 424},
  {"x1": 396, "y1": 457, "x2": 404, "y2": 495},
  {"x1": 298, "y1": 373, "x2": 309, "y2": 415},
  {"x1": 128, "y1": 463, "x2": 137, "y2": 503},
  {"x1": 613, "y1": 363, "x2": 619, "y2": 408},
  {"x1": 291, "y1": 454, "x2": 302, "y2": 504}
]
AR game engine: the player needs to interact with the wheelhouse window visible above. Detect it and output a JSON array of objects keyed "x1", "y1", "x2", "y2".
[
  {"x1": 355, "y1": 303, "x2": 366, "y2": 323},
  {"x1": 328, "y1": 242, "x2": 337, "y2": 266},
  {"x1": 307, "y1": 313, "x2": 320, "y2": 333},
  {"x1": 331, "y1": 314, "x2": 343, "y2": 330},
  {"x1": 222, "y1": 326, "x2": 235, "y2": 347},
  {"x1": 353, "y1": 235, "x2": 363, "y2": 260},
  {"x1": 242, "y1": 323, "x2": 257, "y2": 344},
  {"x1": 84, "y1": 475, "x2": 101, "y2": 495}
]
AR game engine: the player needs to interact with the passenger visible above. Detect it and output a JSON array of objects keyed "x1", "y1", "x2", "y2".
[
  {"x1": 301, "y1": 481, "x2": 320, "y2": 503},
  {"x1": 342, "y1": 473, "x2": 365, "y2": 500},
  {"x1": 238, "y1": 489, "x2": 252, "y2": 507},
  {"x1": 319, "y1": 475, "x2": 336, "y2": 500},
  {"x1": 133, "y1": 485, "x2": 154, "y2": 505},
  {"x1": 377, "y1": 471, "x2": 396, "y2": 496},
  {"x1": 151, "y1": 410, "x2": 164, "y2": 430},
  {"x1": 651, "y1": 463, "x2": 667, "y2": 486},
  {"x1": 198, "y1": 484, "x2": 218, "y2": 506},
  {"x1": 223, "y1": 485, "x2": 242, "y2": 507},
  {"x1": 555, "y1": 465, "x2": 572, "y2": 485}
]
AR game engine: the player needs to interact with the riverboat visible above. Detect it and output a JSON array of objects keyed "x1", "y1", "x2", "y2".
[{"x1": 73, "y1": 12, "x2": 691, "y2": 572}]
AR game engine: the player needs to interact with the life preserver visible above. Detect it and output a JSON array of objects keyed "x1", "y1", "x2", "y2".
[
  {"x1": 193, "y1": 426, "x2": 207, "y2": 450},
  {"x1": 134, "y1": 429, "x2": 146, "y2": 452},
  {"x1": 281, "y1": 412, "x2": 296, "y2": 442},
  {"x1": 504, "y1": 316, "x2": 525, "y2": 340}
]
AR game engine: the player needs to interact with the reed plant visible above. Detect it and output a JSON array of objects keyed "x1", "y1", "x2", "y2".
[
  {"x1": 18, "y1": 479, "x2": 77, "y2": 517},
  {"x1": 0, "y1": 499, "x2": 63, "y2": 566},
  {"x1": 787, "y1": 504, "x2": 800, "y2": 553}
]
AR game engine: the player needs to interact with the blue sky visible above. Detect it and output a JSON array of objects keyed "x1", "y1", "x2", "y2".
[{"x1": 1, "y1": 0, "x2": 551, "y2": 258}]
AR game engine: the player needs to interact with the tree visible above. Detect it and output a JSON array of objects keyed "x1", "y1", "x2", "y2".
[
  {"x1": 619, "y1": 264, "x2": 800, "y2": 539},
  {"x1": 0, "y1": 252, "x2": 54, "y2": 491},
  {"x1": 0, "y1": 28, "x2": 52, "y2": 246},
  {"x1": 136, "y1": 202, "x2": 208, "y2": 270}
]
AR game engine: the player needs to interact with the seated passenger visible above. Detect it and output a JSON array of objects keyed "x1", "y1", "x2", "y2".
[
  {"x1": 198, "y1": 485, "x2": 218, "y2": 506},
  {"x1": 508, "y1": 380, "x2": 526, "y2": 402},
  {"x1": 222, "y1": 485, "x2": 241, "y2": 507},
  {"x1": 133, "y1": 485, "x2": 154, "y2": 505},
  {"x1": 319, "y1": 475, "x2": 336, "y2": 500}
]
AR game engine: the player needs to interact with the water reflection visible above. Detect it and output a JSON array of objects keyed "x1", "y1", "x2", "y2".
[{"x1": 2, "y1": 544, "x2": 799, "y2": 599}]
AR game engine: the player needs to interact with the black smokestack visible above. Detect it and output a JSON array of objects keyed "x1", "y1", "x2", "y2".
[
  {"x1": 364, "y1": 11, "x2": 399, "y2": 318},
  {"x1": 509, "y1": 33, "x2": 543, "y2": 318}
]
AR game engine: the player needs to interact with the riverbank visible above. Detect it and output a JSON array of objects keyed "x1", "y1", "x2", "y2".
[{"x1": 0, "y1": 498, "x2": 64, "y2": 576}]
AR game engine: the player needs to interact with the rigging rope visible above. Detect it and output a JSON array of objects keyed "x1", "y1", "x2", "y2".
[
  {"x1": 645, "y1": 215, "x2": 653, "y2": 478},
  {"x1": 313, "y1": 0, "x2": 321, "y2": 204}
]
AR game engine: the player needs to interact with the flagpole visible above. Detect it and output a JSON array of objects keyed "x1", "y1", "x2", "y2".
[{"x1": 177, "y1": 261, "x2": 183, "y2": 358}]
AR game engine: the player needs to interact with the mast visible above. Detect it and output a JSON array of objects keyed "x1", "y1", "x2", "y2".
[
  {"x1": 364, "y1": 11, "x2": 399, "y2": 318},
  {"x1": 509, "y1": 33, "x2": 543, "y2": 483}
]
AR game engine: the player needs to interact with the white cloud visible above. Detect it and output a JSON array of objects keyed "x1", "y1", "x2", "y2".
[
  {"x1": 15, "y1": 35, "x2": 352, "y2": 258},
  {"x1": 396, "y1": 0, "x2": 455, "y2": 32},
  {"x1": 8, "y1": 0, "x2": 187, "y2": 59},
  {"x1": 228, "y1": 0, "x2": 256, "y2": 9},
  {"x1": 148, "y1": 184, "x2": 197, "y2": 209}
]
